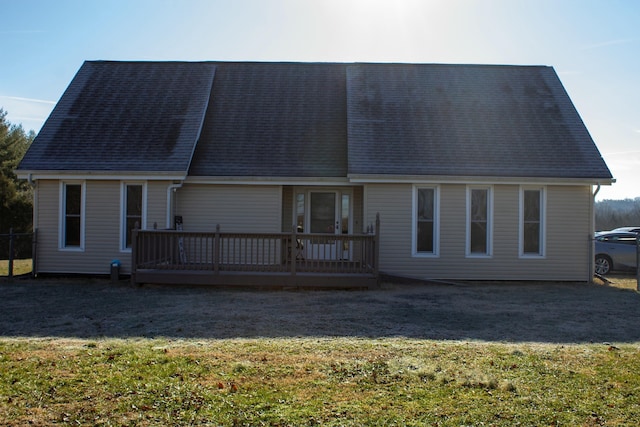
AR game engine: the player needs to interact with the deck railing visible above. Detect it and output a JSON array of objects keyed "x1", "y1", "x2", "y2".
[{"x1": 131, "y1": 218, "x2": 379, "y2": 287}]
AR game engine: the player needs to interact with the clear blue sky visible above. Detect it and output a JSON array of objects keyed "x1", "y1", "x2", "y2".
[{"x1": 1, "y1": 0, "x2": 638, "y2": 200}]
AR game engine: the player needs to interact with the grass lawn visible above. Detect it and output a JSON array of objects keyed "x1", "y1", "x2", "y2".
[
  {"x1": 1, "y1": 338, "x2": 639, "y2": 426},
  {"x1": 1, "y1": 273, "x2": 637, "y2": 424},
  {"x1": 0, "y1": 259, "x2": 32, "y2": 277}
]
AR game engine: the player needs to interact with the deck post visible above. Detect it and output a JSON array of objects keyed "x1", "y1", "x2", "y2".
[
  {"x1": 214, "y1": 224, "x2": 220, "y2": 275},
  {"x1": 374, "y1": 213, "x2": 380, "y2": 283},
  {"x1": 291, "y1": 224, "x2": 297, "y2": 277},
  {"x1": 131, "y1": 227, "x2": 138, "y2": 286}
]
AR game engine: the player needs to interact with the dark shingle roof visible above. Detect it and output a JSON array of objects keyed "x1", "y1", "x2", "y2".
[
  {"x1": 347, "y1": 63, "x2": 612, "y2": 179},
  {"x1": 18, "y1": 61, "x2": 215, "y2": 173},
  {"x1": 188, "y1": 62, "x2": 347, "y2": 177},
  {"x1": 18, "y1": 61, "x2": 612, "y2": 181}
]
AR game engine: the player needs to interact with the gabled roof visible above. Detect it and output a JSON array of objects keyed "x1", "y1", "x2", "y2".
[
  {"x1": 346, "y1": 63, "x2": 611, "y2": 179},
  {"x1": 18, "y1": 61, "x2": 613, "y2": 182},
  {"x1": 18, "y1": 61, "x2": 215, "y2": 174}
]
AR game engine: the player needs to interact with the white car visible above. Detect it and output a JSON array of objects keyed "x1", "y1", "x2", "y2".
[{"x1": 610, "y1": 226, "x2": 640, "y2": 234}]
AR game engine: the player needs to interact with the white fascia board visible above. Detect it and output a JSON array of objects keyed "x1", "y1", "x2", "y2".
[
  {"x1": 16, "y1": 170, "x2": 186, "y2": 181},
  {"x1": 347, "y1": 174, "x2": 615, "y2": 186},
  {"x1": 184, "y1": 176, "x2": 352, "y2": 186}
]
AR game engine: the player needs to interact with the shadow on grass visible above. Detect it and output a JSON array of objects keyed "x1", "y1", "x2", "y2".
[{"x1": 1, "y1": 277, "x2": 639, "y2": 343}]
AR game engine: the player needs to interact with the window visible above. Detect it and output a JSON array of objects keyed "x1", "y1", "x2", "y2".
[
  {"x1": 121, "y1": 183, "x2": 146, "y2": 250},
  {"x1": 520, "y1": 188, "x2": 545, "y2": 256},
  {"x1": 295, "y1": 193, "x2": 305, "y2": 232},
  {"x1": 467, "y1": 187, "x2": 492, "y2": 256},
  {"x1": 310, "y1": 192, "x2": 336, "y2": 233},
  {"x1": 341, "y1": 194, "x2": 350, "y2": 235},
  {"x1": 60, "y1": 182, "x2": 85, "y2": 250},
  {"x1": 414, "y1": 186, "x2": 439, "y2": 256}
]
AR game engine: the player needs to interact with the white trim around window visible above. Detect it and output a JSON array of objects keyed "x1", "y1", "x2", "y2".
[
  {"x1": 120, "y1": 181, "x2": 147, "y2": 252},
  {"x1": 519, "y1": 186, "x2": 546, "y2": 258},
  {"x1": 466, "y1": 185, "x2": 493, "y2": 257},
  {"x1": 412, "y1": 185, "x2": 440, "y2": 257},
  {"x1": 58, "y1": 181, "x2": 86, "y2": 251}
]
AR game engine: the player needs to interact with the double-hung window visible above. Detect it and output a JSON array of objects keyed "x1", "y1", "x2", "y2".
[
  {"x1": 520, "y1": 187, "x2": 545, "y2": 257},
  {"x1": 121, "y1": 183, "x2": 146, "y2": 251},
  {"x1": 467, "y1": 186, "x2": 492, "y2": 256},
  {"x1": 413, "y1": 186, "x2": 439, "y2": 256},
  {"x1": 60, "y1": 182, "x2": 85, "y2": 250}
]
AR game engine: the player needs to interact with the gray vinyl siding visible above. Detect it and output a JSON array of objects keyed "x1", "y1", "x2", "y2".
[
  {"x1": 546, "y1": 185, "x2": 593, "y2": 278},
  {"x1": 366, "y1": 183, "x2": 593, "y2": 281},
  {"x1": 35, "y1": 179, "x2": 172, "y2": 275},
  {"x1": 36, "y1": 180, "x2": 119, "y2": 275},
  {"x1": 34, "y1": 179, "x2": 592, "y2": 281},
  {"x1": 176, "y1": 184, "x2": 282, "y2": 233},
  {"x1": 34, "y1": 180, "x2": 62, "y2": 274},
  {"x1": 281, "y1": 186, "x2": 293, "y2": 232},
  {"x1": 147, "y1": 181, "x2": 170, "y2": 230}
]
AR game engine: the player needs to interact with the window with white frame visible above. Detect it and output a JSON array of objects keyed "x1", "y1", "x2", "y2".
[
  {"x1": 520, "y1": 187, "x2": 545, "y2": 256},
  {"x1": 414, "y1": 186, "x2": 439, "y2": 256},
  {"x1": 467, "y1": 187, "x2": 492, "y2": 256},
  {"x1": 60, "y1": 182, "x2": 85, "y2": 250},
  {"x1": 121, "y1": 183, "x2": 146, "y2": 250}
]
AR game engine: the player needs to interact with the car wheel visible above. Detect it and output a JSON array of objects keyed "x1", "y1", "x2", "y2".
[{"x1": 595, "y1": 255, "x2": 612, "y2": 275}]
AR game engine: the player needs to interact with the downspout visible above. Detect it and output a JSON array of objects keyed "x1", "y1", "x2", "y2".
[
  {"x1": 27, "y1": 174, "x2": 37, "y2": 230},
  {"x1": 166, "y1": 182, "x2": 183, "y2": 229},
  {"x1": 25, "y1": 173, "x2": 38, "y2": 276},
  {"x1": 589, "y1": 184, "x2": 601, "y2": 282}
]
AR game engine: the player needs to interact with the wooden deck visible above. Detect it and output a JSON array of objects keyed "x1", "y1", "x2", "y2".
[{"x1": 131, "y1": 224, "x2": 379, "y2": 288}]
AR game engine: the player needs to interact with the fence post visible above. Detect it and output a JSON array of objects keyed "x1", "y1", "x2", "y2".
[
  {"x1": 374, "y1": 213, "x2": 380, "y2": 281},
  {"x1": 636, "y1": 233, "x2": 640, "y2": 291},
  {"x1": 8, "y1": 228, "x2": 14, "y2": 281}
]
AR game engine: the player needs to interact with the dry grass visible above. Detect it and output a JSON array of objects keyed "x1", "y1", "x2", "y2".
[
  {"x1": 0, "y1": 259, "x2": 32, "y2": 277},
  {"x1": 594, "y1": 273, "x2": 638, "y2": 291}
]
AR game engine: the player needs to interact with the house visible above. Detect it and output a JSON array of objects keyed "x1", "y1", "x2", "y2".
[{"x1": 16, "y1": 61, "x2": 613, "y2": 286}]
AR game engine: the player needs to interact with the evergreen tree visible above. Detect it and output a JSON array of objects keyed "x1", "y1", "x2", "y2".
[{"x1": 0, "y1": 108, "x2": 35, "y2": 235}]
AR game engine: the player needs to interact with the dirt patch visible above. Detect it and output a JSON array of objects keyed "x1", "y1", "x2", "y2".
[{"x1": 1, "y1": 276, "x2": 638, "y2": 343}]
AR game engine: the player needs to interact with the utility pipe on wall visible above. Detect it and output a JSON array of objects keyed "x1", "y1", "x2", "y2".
[{"x1": 589, "y1": 184, "x2": 601, "y2": 282}]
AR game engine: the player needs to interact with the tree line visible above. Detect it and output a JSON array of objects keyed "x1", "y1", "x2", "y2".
[
  {"x1": 1, "y1": 108, "x2": 35, "y2": 258},
  {"x1": 595, "y1": 197, "x2": 640, "y2": 231}
]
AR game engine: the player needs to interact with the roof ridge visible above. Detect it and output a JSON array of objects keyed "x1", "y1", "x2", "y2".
[{"x1": 83, "y1": 59, "x2": 552, "y2": 68}]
